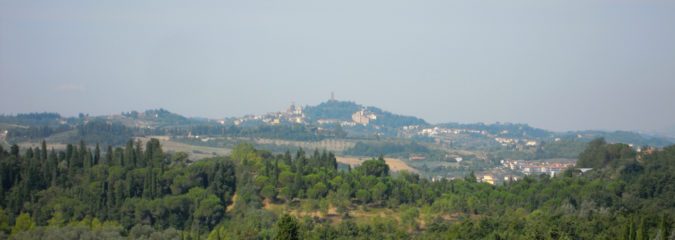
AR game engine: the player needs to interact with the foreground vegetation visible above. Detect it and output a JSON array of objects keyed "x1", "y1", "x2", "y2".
[{"x1": 0, "y1": 138, "x2": 673, "y2": 239}]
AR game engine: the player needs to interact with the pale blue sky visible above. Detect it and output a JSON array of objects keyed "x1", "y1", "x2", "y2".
[{"x1": 1, "y1": 0, "x2": 674, "y2": 132}]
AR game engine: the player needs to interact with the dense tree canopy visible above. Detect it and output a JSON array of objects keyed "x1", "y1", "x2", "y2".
[{"x1": 0, "y1": 138, "x2": 673, "y2": 239}]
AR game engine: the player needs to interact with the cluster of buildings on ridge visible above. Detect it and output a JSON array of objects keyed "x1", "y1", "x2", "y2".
[
  {"x1": 229, "y1": 103, "x2": 380, "y2": 128},
  {"x1": 501, "y1": 159, "x2": 576, "y2": 177},
  {"x1": 480, "y1": 158, "x2": 576, "y2": 185},
  {"x1": 455, "y1": 159, "x2": 575, "y2": 185},
  {"x1": 231, "y1": 103, "x2": 307, "y2": 126},
  {"x1": 430, "y1": 158, "x2": 578, "y2": 185},
  {"x1": 402, "y1": 125, "x2": 542, "y2": 148}
]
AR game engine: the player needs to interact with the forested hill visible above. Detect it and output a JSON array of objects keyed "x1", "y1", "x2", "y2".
[
  {"x1": 568, "y1": 130, "x2": 673, "y2": 148},
  {"x1": 304, "y1": 100, "x2": 428, "y2": 128},
  {"x1": 436, "y1": 122, "x2": 554, "y2": 138},
  {"x1": 436, "y1": 122, "x2": 674, "y2": 147},
  {"x1": 0, "y1": 139, "x2": 673, "y2": 239},
  {"x1": 1, "y1": 105, "x2": 673, "y2": 147},
  {"x1": 120, "y1": 108, "x2": 195, "y2": 126}
]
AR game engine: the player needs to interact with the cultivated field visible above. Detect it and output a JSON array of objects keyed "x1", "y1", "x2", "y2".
[
  {"x1": 136, "y1": 136, "x2": 231, "y2": 160},
  {"x1": 336, "y1": 156, "x2": 418, "y2": 173},
  {"x1": 255, "y1": 138, "x2": 356, "y2": 152}
]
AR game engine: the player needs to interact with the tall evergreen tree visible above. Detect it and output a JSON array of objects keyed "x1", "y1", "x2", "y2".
[
  {"x1": 630, "y1": 218, "x2": 637, "y2": 240},
  {"x1": 94, "y1": 143, "x2": 101, "y2": 166},
  {"x1": 637, "y1": 217, "x2": 647, "y2": 240},
  {"x1": 65, "y1": 144, "x2": 73, "y2": 168},
  {"x1": 135, "y1": 140, "x2": 144, "y2": 167},
  {"x1": 125, "y1": 140, "x2": 135, "y2": 167},
  {"x1": 283, "y1": 150, "x2": 292, "y2": 167},
  {"x1": 79, "y1": 140, "x2": 87, "y2": 169},
  {"x1": 10, "y1": 144, "x2": 19, "y2": 158},
  {"x1": 658, "y1": 214, "x2": 670, "y2": 240},
  {"x1": 105, "y1": 145, "x2": 113, "y2": 165},
  {"x1": 40, "y1": 140, "x2": 47, "y2": 161},
  {"x1": 25, "y1": 147, "x2": 34, "y2": 160},
  {"x1": 48, "y1": 149, "x2": 57, "y2": 186}
]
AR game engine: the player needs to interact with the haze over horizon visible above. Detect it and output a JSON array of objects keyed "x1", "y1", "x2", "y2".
[{"x1": 2, "y1": 0, "x2": 675, "y2": 133}]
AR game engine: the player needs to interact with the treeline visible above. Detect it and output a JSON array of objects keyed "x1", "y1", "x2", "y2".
[
  {"x1": 122, "y1": 109, "x2": 190, "y2": 126},
  {"x1": 1, "y1": 139, "x2": 674, "y2": 239},
  {"x1": 567, "y1": 130, "x2": 673, "y2": 148},
  {"x1": 215, "y1": 140, "x2": 675, "y2": 239},
  {"x1": 344, "y1": 141, "x2": 431, "y2": 157},
  {"x1": 0, "y1": 139, "x2": 236, "y2": 238},
  {"x1": 437, "y1": 122, "x2": 553, "y2": 139},
  {"x1": 0, "y1": 113, "x2": 62, "y2": 125},
  {"x1": 6, "y1": 120, "x2": 346, "y2": 145},
  {"x1": 76, "y1": 120, "x2": 136, "y2": 146},
  {"x1": 6, "y1": 120, "x2": 137, "y2": 146},
  {"x1": 6, "y1": 125, "x2": 68, "y2": 141},
  {"x1": 206, "y1": 140, "x2": 674, "y2": 239},
  {"x1": 169, "y1": 124, "x2": 345, "y2": 141}
]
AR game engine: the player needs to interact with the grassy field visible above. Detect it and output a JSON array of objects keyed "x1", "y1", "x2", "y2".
[
  {"x1": 9, "y1": 135, "x2": 420, "y2": 173},
  {"x1": 262, "y1": 199, "x2": 462, "y2": 232},
  {"x1": 150, "y1": 137, "x2": 418, "y2": 173},
  {"x1": 136, "y1": 136, "x2": 231, "y2": 160},
  {"x1": 6, "y1": 135, "x2": 230, "y2": 161},
  {"x1": 336, "y1": 156, "x2": 418, "y2": 173},
  {"x1": 263, "y1": 200, "x2": 401, "y2": 224},
  {"x1": 16, "y1": 142, "x2": 69, "y2": 151},
  {"x1": 254, "y1": 138, "x2": 356, "y2": 153}
]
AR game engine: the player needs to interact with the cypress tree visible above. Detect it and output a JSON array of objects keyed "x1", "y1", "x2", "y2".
[
  {"x1": 72, "y1": 146, "x2": 80, "y2": 170},
  {"x1": 320, "y1": 149, "x2": 328, "y2": 168},
  {"x1": 84, "y1": 148, "x2": 92, "y2": 170},
  {"x1": 94, "y1": 143, "x2": 101, "y2": 166},
  {"x1": 637, "y1": 217, "x2": 647, "y2": 240},
  {"x1": 10, "y1": 144, "x2": 19, "y2": 158},
  {"x1": 135, "y1": 140, "x2": 144, "y2": 167},
  {"x1": 125, "y1": 140, "x2": 135, "y2": 168},
  {"x1": 274, "y1": 158, "x2": 280, "y2": 187},
  {"x1": 328, "y1": 152, "x2": 337, "y2": 170},
  {"x1": 105, "y1": 145, "x2": 113, "y2": 165},
  {"x1": 40, "y1": 140, "x2": 47, "y2": 161},
  {"x1": 264, "y1": 159, "x2": 271, "y2": 177},
  {"x1": 48, "y1": 149, "x2": 57, "y2": 186},
  {"x1": 283, "y1": 150, "x2": 292, "y2": 167},
  {"x1": 106, "y1": 179, "x2": 115, "y2": 213},
  {"x1": 66, "y1": 144, "x2": 73, "y2": 168},
  {"x1": 658, "y1": 214, "x2": 670, "y2": 240},
  {"x1": 630, "y1": 217, "x2": 637, "y2": 240},
  {"x1": 312, "y1": 148, "x2": 320, "y2": 167},
  {"x1": 115, "y1": 147, "x2": 125, "y2": 167},
  {"x1": 79, "y1": 140, "x2": 87, "y2": 168},
  {"x1": 26, "y1": 147, "x2": 34, "y2": 160},
  {"x1": 143, "y1": 169, "x2": 152, "y2": 199}
]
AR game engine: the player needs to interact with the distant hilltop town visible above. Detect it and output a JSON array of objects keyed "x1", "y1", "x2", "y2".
[
  {"x1": 232, "y1": 103, "x2": 307, "y2": 126},
  {"x1": 227, "y1": 93, "x2": 392, "y2": 128},
  {"x1": 230, "y1": 102, "x2": 381, "y2": 128},
  {"x1": 208, "y1": 93, "x2": 672, "y2": 150}
]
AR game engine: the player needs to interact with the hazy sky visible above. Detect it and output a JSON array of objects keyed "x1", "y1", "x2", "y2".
[{"x1": 1, "y1": 0, "x2": 674, "y2": 132}]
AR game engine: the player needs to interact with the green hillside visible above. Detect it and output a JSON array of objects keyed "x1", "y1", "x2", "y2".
[{"x1": 1, "y1": 140, "x2": 673, "y2": 239}]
